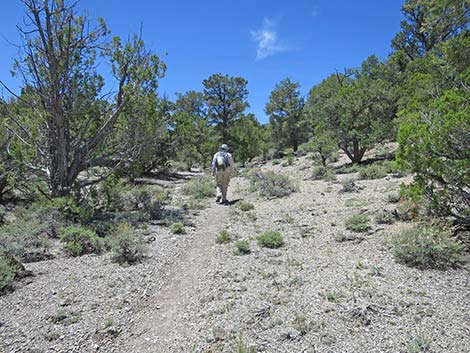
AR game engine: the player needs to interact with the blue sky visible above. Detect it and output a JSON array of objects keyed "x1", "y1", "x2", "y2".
[{"x1": 0, "y1": 0, "x2": 404, "y2": 123}]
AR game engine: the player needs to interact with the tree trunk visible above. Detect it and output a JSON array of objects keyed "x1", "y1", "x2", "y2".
[{"x1": 343, "y1": 138, "x2": 367, "y2": 164}]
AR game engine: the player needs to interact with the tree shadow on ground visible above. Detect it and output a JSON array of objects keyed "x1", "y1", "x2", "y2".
[
  {"x1": 226, "y1": 199, "x2": 242, "y2": 206},
  {"x1": 131, "y1": 171, "x2": 194, "y2": 187}
]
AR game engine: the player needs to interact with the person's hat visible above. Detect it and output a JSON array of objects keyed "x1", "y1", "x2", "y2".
[{"x1": 220, "y1": 144, "x2": 229, "y2": 151}]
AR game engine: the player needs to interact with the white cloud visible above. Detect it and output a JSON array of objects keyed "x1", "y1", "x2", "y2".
[{"x1": 250, "y1": 18, "x2": 290, "y2": 60}]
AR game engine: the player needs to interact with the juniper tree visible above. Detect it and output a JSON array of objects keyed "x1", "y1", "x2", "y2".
[{"x1": 5, "y1": 0, "x2": 165, "y2": 196}]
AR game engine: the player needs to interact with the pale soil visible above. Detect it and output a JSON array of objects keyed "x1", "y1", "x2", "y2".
[{"x1": 1, "y1": 152, "x2": 469, "y2": 353}]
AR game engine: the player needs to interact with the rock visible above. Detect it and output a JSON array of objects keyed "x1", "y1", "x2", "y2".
[{"x1": 279, "y1": 328, "x2": 301, "y2": 341}]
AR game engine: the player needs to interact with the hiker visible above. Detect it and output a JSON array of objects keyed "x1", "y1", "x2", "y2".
[{"x1": 212, "y1": 144, "x2": 235, "y2": 204}]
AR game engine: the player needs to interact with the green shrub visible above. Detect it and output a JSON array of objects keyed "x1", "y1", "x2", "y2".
[
  {"x1": 52, "y1": 196, "x2": 94, "y2": 224},
  {"x1": 328, "y1": 151, "x2": 340, "y2": 163},
  {"x1": 265, "y1": 149, "x2": 281, "y2": 161},
  {"x1": 180, "y1": 198, "x2": 204, "y2": 211},
  {"x1": 272, "y1": 159, "x2": 281, "y2": 165},
  {"x1": 130, "y1": 188, "x2": 152, "y2": 209},
  {"x1": 345, "y1": 214, "x2": 371, "y2": 232},
  {"x1": 124, "y1": 185, "x2": 169, "y2": 211},
  {"x1": 170, "y1": 222, "x2": 186, "y2": 235},
  {"x1": 399, "y1": 183, "x2": 425, "y2": 219},
  {"x1": 335, "y1": 164, "x2": 360, "y2": 174},
  {"x1": 49, "y1": 308, "x2": 68, "y2": 324},
  {"x1": 311, "y1": 166, "x2": 326, "y2": 180},
  {"x1": 358, "y1": 164, "x2": 387, "y2": 180},
  {"x1": 183, "y1": 176, "x2": 215, "y2": 199},
  {"x1": 0, "y1": 200, "x2": 64, "y2": 262},
  {"x1": 340, "y1": 178, "x2": 359, "y2": 193},
  {"x1": 311, "y1": 166, "x2": 336, "y2": 181},
  {"x1": 406, "y1": 334, "x2": 432, "y2": 353},
  {"x1": 308, "y1": 129, "x2": 338, "y2": 166},
  {"x1": 246, "y1": 212, "x2": 257, "y2": 222},
  {"x1": 216, "y1": 230, "x2": 232, "y2": 244},
  {"x1": 376, "y1": 145, "x2": 394, "y2": 159},
  {"x1": 109, "y1": 222, "x2": 147, "y2": 264},
  {"x1": 397, "y1": 89, "x2": 469, "y2": 225},
  {"x1": 235, "y1": 240, "x2": 250, "y2": 255},
  {"x1": 0, "y1": 251, "x2": 23, "y2": 292},
  {"x1": 374, "y1": 210, "x2": 395, "y2": 225},
  {"x1": 249, "y1": 171, "x2": 297, "y2": 198},
  {"x1": 285, "y1": 148, "x2": 295, "y2": 166},
  {"x1": 100, "y1": 174, "x2": 125, "y2": 211},
  {"x1": 0, "y1": 217, "x2": 52, "y2": 262},
  {"x1": 381, "y1": 160, "x2": 403, "y2": 175},
  {"x1": 238, "y1": 201, "x2": 255, "y2": 212},
  {"x1": 257, "y1": 231, "x2": 284, "y2": 248},
  {"x1": 147, "y1": 201, "x2": 164, "y2": 220},
  {"x1": 323, "y1": 169, "x2": 337, "y2": 181},
  {"x1": 59, "y1": 226, "x2": 102, "y2": 257},
  {"x1": 393, "y1": 225, "x2": 464, "y2": 270},
  {"x1": 387, "y1": 192, "x2": 401, "y2": 203}
]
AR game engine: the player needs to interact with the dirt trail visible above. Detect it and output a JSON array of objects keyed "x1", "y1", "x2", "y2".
[{"x1": 114, "y1": 188, "x2": 233, "y2": 352}]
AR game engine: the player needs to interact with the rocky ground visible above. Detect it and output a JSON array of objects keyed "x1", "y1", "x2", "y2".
[{"x1": 1, "y1": 152, "x2": 469, "y2": 353}]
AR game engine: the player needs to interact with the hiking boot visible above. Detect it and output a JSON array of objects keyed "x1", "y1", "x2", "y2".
[
  {"x1": 222, "y1": 200, "x2": 229, "y2": 205},
  {"x1": 216, "y1": 196, "x2": 221, "y2": 203}
]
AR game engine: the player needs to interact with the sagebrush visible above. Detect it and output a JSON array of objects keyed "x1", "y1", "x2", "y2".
[{"x1": 393, "y1": 225, "x2": 464, "y2": 270}]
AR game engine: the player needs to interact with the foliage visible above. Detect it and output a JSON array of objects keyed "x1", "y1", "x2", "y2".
[
  {"x1": 203, "y1": 73, "x2": 249, "y2": 142},
  {"x1": 358, "y1": 164, "x2": 388, "y2": 180},
  {"x1": 183, "y1": 176, "x2": 215, "y2": 199},
  {"x1": 335, "y1": 164, "x2": 361, "y2": 175},
  {"x1": 0, "y1": 107, "x2": 27, "y2": 201},
  {"x1": 266, "y1": 78, "x2": 307, "y2": 151},
  {"x1": 345, "y1": 214, "x2": 371, "y2": 232},
  {"x1": 232, "y1": 114, "x2": 263, "y2": 166},
  {"x1": 311, "y1": 166, "x2": 336, "y2": 181},
  {"x1": 235, "y1": 240, "x2": 251, "y2": 255},
  {"x1": 0, "y1": 217, "x2": 51, "y2": 262},
  {"x1": 284, "y1": 148, "x2": 295, "y2": 166},
  {"x1": 406, "y1": 334, "x2": 432, "y2": 353},
  {"x1": 172, "y1": 91, "x2": 216, "y2": 170},
  {"x1": 59, "y1": 226, "x2": 103, "y2": 257},
  {"x1": 374, "y1": 210, "x2": 395, "y2": 224},
  {"x1": 170, "y1": 222, "x2": 186, "y2": 235},
  {"x1": 397, "y1": 33, "x2": 470, "y2": 224},
  {"x1": 257, "y1": 231, "x2": 284, "y2": 249},
  {"x1": 306, "y1": 124, "x2": 338, "y2": 166},
  {"x1": 0, "y1": 251, "x2": 24, "y2": 292},
  {"x1": 387, "y1": 192, "x2": 401, "y2": 203},
  {"x1": 397, "y1": 90, "x2": 470, "y2": 224},
  {"x1": 109, "y1": 222, "x2": 146, "y2": 264},
  {"x1": 232, "y1": 333, "x2": 257, "y2": 353},
  {"x1": 249, "y1": 171, "x2": 297, "y2": 198},
  {"x1": 0, "y1": 201, "x2": 61, "y2": 262},
  {"x1": 97, "y1": 174, "x2": 125, "y2": 211},
  {"x1": 116, "y1": 95, "x2": 173, "y2": 178},
  {"x1": 122, "y1": 184, "x2": 168, "y2": 211},
  {"x1": 340, "y1": 178, "x2": 360, "y2": 193},
  {"x1": 147, "y1": 201, "x2": 165, "y2": 220},
  {"x1": 392, "y1": 0, "x2": 470, "y2": 59},
  {"x1": 238, "y1": 201, "x2": 255, "y2": 212},
  {"x1": 306, "y1": 55, "x2": 399, "y2": 163},
  {"x1": 8, "y1": 0, "x2": 166, "y2": 196},
  {"x1": 216, "y1": 230, "x2": 232, "y2": 244},
  {"x1": 393, "y1": 225, "x2": 465, "y2": 269},
  {"x1": 52, "y1": 196, "x2": 94, "y2": 224}
]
